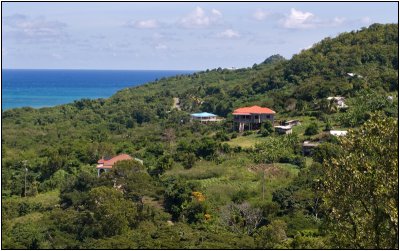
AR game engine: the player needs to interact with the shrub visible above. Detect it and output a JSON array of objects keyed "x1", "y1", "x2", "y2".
[
  {"x1": 255, "y1": 220, "x2": 288, "y2": 249},
  {"x1": 182, "y1": 153, "x2": 196, "y2": 169},
  {"x1": 259, "y1": 121, "x2": 274, "y2": 137},
  {"x1": 259, "y1": 128, "x2": 272, "y2": 137},
  {"x1": 304, "y1": 122, "x2": 319, "y2": 136},
  {"x1": 231, "y1": 190, "x2": 253, "y2": 203},
  {"x1": 233, "y1": 146, "x2": 242, "y2": 153},
  {"x1": 151, "y1": 155, "x2": 174, "y2": 176},
  {"x1": 292, "y1": 156, "x2": 306, "y2": 168},
  {"x1": 195, "y1": 138, "x2": 218, "y2": 159},
  {"x1": 214, "y1": 131, "x2": 230, "y2": 141},
  {"x1": 324, "y1": 120, "x2": 333, "y2": 131},
  {"x1": 184, "y1": 201, "x2": 208, "y2": 224},
  {"x1": 220, "y1": 143, "x2": 231, "y2": 154},
  {"x1": 243, "y1": 131, "x2": 253, "y2": 136}
]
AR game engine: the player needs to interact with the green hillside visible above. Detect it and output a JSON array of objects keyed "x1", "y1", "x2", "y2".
[{"x1": 2, "y1": 23, "x2": 398, "y2": 249}]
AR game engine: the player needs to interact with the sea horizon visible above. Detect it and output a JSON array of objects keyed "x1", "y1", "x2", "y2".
[
  {"x1": 2, "y1": 69, "x2": 196, "y2": 110},
  {"x1": 2, "y1": 68, "x2": 200, "y2": 71}
]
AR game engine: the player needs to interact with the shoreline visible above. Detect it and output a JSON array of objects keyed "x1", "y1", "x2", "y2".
[{"x1": 2, "y1": 69, "x2": 197, "y2": 111}]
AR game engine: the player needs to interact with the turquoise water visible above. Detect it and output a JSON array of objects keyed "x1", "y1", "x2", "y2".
[{"x1": 2, "y1": 69, "x2": 195, "y2": 110}]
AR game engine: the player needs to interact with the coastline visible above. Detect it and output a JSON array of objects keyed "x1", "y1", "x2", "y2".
[{"x1": 2, "y1": 69, "x2": 196, "y2": 111}]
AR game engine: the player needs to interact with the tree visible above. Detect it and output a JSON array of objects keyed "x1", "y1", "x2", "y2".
[
  {"x1": 182, "y1": 153, "x2": 196, "y2": 169},
  {"x1": 259, "y1": 120, "x2": 274, "y2": 137},
  {"x1": 183, "y1": 200, "x2": 208, "y2": 224},
  {"x1": 255, "y1": 220, "x2": 288, "y2": 249},
  {"x1": 220, "y1": 202, "x2": 262, "y2": 235},
  {"x1": 86, "y1": 186, "x2": 138, "y2": 238},
  {"x1": 152, "y1": 154, "x2": 173, "y2": 176},
  {"x1": 324, "y1": 119, "x2": 333, "y2": 131},
  {"x1": 339, "y1": 90, "x2": 398, "y2": 127},
  {"x1": 323, "y1": 113, "x2": 398, "y2": 249},
  {"x1": 163, "y1": 178, "x2": 192, "y2": 221},
  {"x1": 195, "y1": 138, "x2": 218, "y2": 159},
  {"x1": 110, "y1": 160, "x2": 155, "y2": 202},
  {"x1": 162, "y1": 128, "x2": 176, "y2": 149},
  {"x1": 253, "y1": 136, "x2": 292, "y2": 164}
]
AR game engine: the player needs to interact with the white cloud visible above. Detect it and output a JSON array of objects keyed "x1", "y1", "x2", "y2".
[
  {"x1": 217, "y1": 29, "x2": 240, "y2": 39},
  {"x1": 253, "y1": 9, "x2": 270, "y2": 21},
  {"x1": 211, "y1": 8, "x2": 222, "y2": 17},
  {"x1": 3, "y1": 14, "x2": 67, "y2": 41},
  {"x1": 129, "y1": 19, "x2": 159, "y2": 29},
  {"x1": 180, "y1": 6, "x2": 222, "y2": 28},
  {"x1": 281, "y1": 8, "x2": 346, "y2": 29},
  {"x1": 281, "y1": 8, "x2": 315, "y2": 29}
]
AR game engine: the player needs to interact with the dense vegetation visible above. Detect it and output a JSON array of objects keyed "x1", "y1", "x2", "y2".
[{"x1": 2, "y1": 23, "x2": 398, "y2": 249}]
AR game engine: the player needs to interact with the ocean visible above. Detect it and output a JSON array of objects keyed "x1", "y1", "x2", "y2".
[{"x1": 2, "y1": 69, "x2": 195, "y2": 110}]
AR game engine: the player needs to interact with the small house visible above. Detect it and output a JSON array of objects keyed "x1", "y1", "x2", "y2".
[
  {"x1": 96, "y1": 154, "x2": 143, "y2": 177},
  {"x1": 284, "y1": 120, "x2": 301, "y2": 127},
  {"x1": 327, "y1": 96, "x2": 348, "y2": 109},
  {"x1": 302, "y1": 141, "x2": 320, "y2": 156},
  {"x1": 190, "y1": 112, "x2": 218, "y2": 123},
  {"x1": 274, "y1": 125, "x2": 292, "y2": 134},
  {"x1": 233, "y1": 106, "x2": 275, "y2": 132},
  {"x1": 330, "y1": 130, "x2": 348, "y2": 137}
]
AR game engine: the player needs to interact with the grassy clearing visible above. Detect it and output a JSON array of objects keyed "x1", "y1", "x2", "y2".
[
  {"x1": 247, "y1": 163, "x2": 300, "y2": 203},
  {"x1": 3, "y1": 190, "x2": 60, "y2": 208},
  {"x1": 2, "y1": 189, "x2": 60, "y2": 235},
  {"x1": 225, "y1": 133, "x2": 268, "y2": 148},
  {"x1": 165, "y1": 153, "x2": 300, "y2": 207},
  {"x1": 5, "y1": 212, "x2": 44, "y2": 228},
  {"x1": 277, "y1": 163, "x2": 301, "y2": 176}
]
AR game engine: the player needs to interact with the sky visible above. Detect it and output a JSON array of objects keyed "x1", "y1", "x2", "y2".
[{"x1": 2, "y1": 2, "x2": 398, "y2": 70}]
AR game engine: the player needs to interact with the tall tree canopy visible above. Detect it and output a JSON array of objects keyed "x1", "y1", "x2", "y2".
[{"x1": 323, "y1": 113, "x2": 398, "y2": 249}]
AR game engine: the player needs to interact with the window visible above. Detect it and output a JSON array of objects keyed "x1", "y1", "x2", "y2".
[
  {"x1": 255, "y1": 115, "x2": 259, "y2": 119},
  {"x1": 266, "y1": 115, "x2": 270, "y2": 119}
]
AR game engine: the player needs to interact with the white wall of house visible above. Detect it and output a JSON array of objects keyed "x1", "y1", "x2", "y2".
[{"x1": 191, "y1": 116, "x2": 217, "y2": 122}]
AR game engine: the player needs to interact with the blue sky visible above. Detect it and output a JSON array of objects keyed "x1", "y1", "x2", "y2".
[{"x1": 2, "y1": 2, "x2": 398, "y2": 70}]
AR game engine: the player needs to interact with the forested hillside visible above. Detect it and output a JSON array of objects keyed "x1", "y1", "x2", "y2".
[{"x1": 2, "y1": 23, "x2": 398, "y2": 249}]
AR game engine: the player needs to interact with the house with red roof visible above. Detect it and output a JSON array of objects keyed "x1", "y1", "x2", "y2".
[
  {"x1": 232, "y1": 105, "x2": 276, "y2": 132},
  {"x1": 96, "y1": 154, "x2": 143, "y2": 177}
]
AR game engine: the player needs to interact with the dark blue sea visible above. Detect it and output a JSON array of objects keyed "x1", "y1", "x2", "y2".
[{"x1": 2, "y1": 69, "x2": 194, "y2": 110}]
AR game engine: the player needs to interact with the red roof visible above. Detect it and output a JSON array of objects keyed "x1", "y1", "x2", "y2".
[
  {"x1": 104, "y1": 154, "x2": 133, "y2": 165},
  {"x1": 233, "y1": 106, "x2": 275, "y2": 115},
  {"x1": 97, "y1": 154, "x2": 133, "y2": 169}
]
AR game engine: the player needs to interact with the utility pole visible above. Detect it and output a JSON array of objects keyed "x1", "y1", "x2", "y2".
[
  {"x1": 22, "y1": 160, "x2": 28, "y2": 197},
  {"x1": 262, "y1": 170, "x2": 265, "y2": 201},
  {"x1": 262, "y1": 170, "x2": 266, "y2": 200}
]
